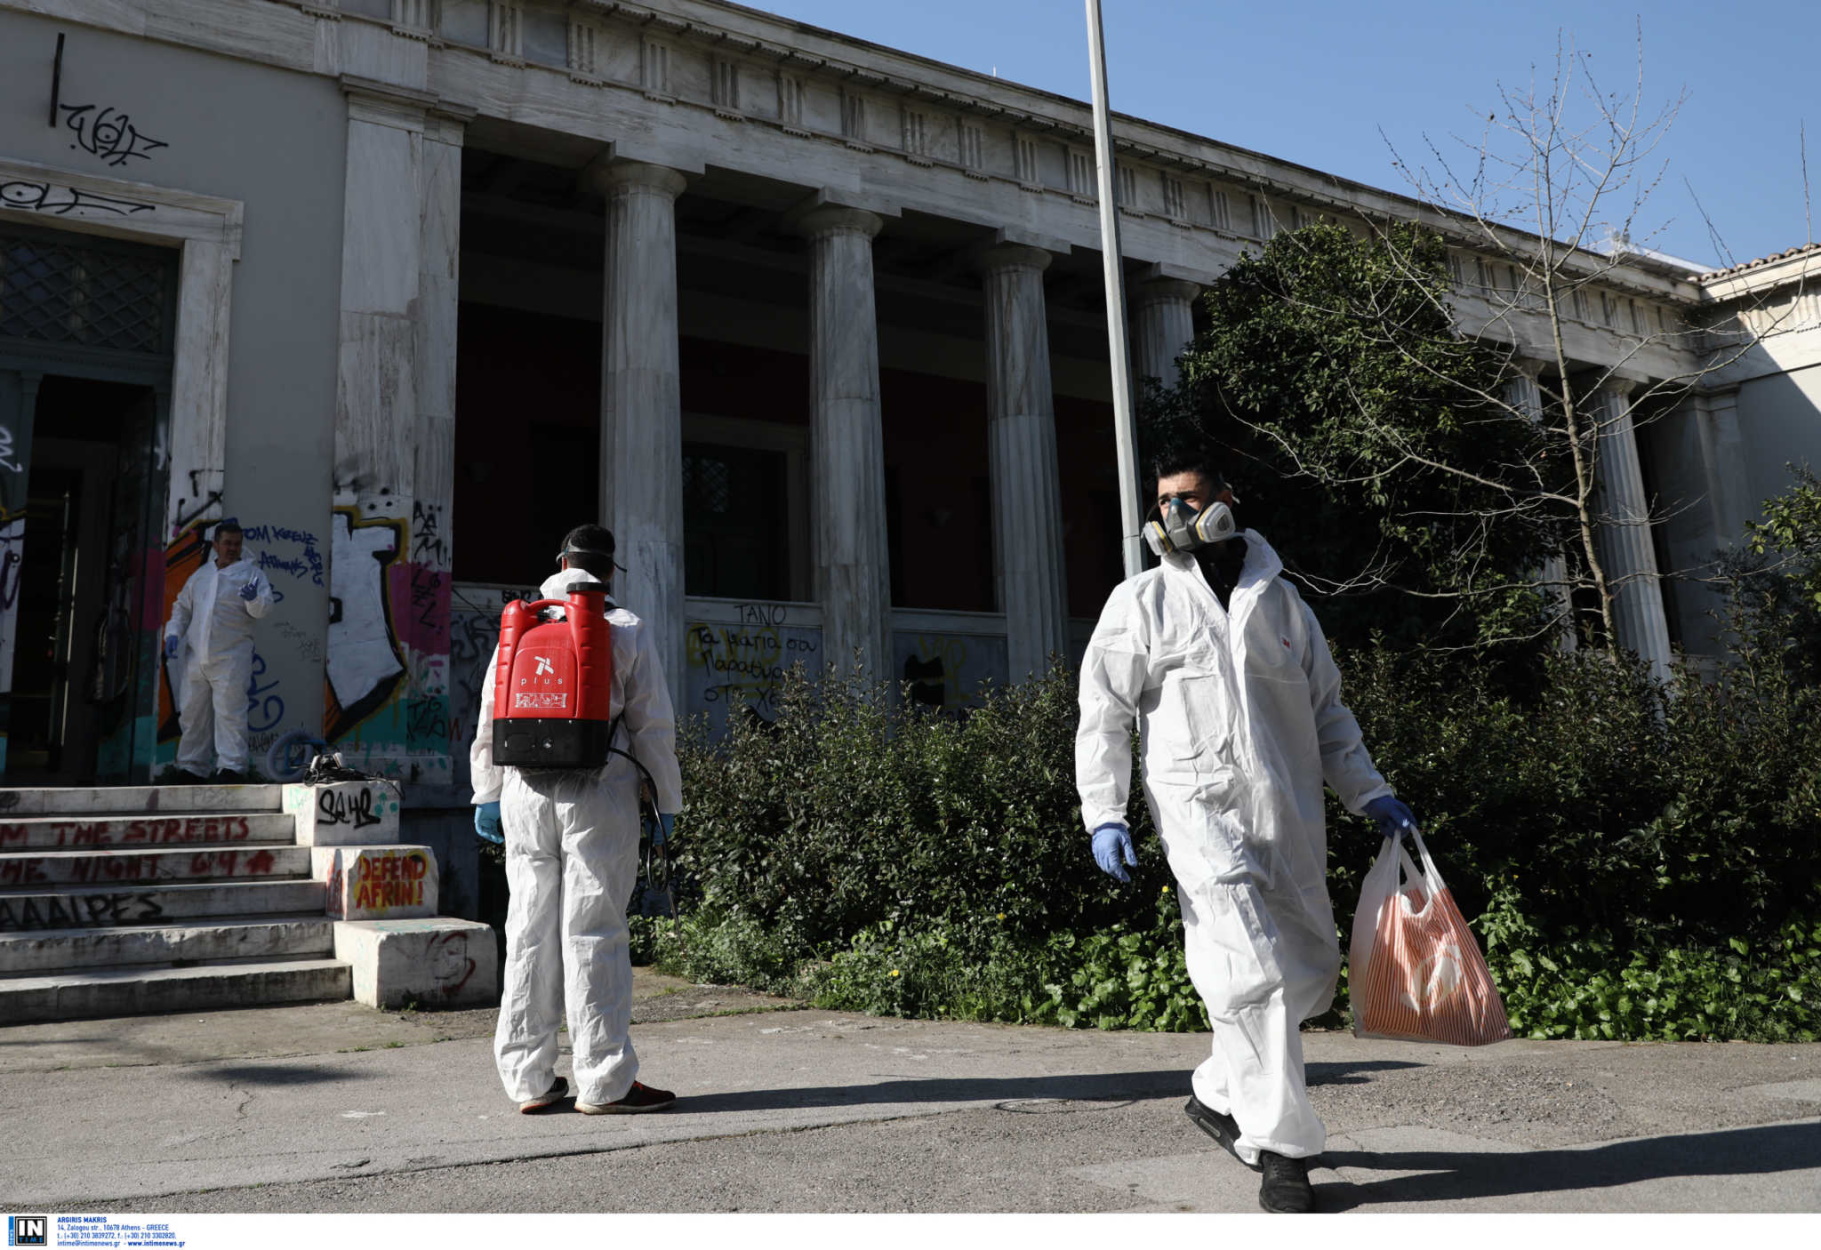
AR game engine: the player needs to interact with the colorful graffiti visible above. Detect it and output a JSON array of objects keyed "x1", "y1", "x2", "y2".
[{"x1": 321, "y1": 503, "x2": 453, "y2": 785}]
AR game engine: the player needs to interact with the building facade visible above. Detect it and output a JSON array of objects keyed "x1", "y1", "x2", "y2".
[{"x1": 0, "y1": 0, "x2": 1815, "y2": 799}]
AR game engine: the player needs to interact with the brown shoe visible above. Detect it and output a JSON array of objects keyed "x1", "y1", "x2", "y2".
[
  {"x1": 518, "y1": 1076, "x2": 568, "y2": 1114},
  {"x1": 576, "y1": 1081, "x2": 677, "y2": 1115}
]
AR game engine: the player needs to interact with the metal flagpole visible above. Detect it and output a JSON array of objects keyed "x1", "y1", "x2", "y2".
[{"x1": 1085, "y1": 0, "x2": 1145, "y2": 580}]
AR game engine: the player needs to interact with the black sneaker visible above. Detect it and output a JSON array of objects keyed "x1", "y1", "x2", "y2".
[
  {"x1": 576, "y1": 1081, "x2": 677, "y2": 1115},
  {"x1": 212, "y1": 768, "x2": 246, "y2": 784},
  {"x1": 1257, "y1": 1151, "x2": 1315, "y2": 1214},
  {"x1": 1185, "y1": 1094, "x2": 1256, "y2": 1171},
  {"x1": 518, "y1": 1076, "x2": 568, "y2": 1114},
  {"x1": 170, "y1": 769, "x2": 207, "y2": 786}
]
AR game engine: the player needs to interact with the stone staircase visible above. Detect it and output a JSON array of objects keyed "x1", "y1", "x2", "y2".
[{"x1": 0, "y1": 781, "x2": 496, "y2": 1024}]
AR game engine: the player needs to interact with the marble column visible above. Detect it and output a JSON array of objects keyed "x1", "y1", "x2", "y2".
[
  {"x1": 1131, "y1": 277, "x2": 1200, "y2": 387},
  {"x1": 331, "y1": 88, "x2": 468, "y2": 783},
  {"x1": 797, "y1": 206, "x2": 891, "y2": 677},
  {"x1": 591, "y1": 160, "x2": 689, "y2": 715},
  {"x1": 1591, "y1": 379, "x2": 1674, "y2": 682},
  {"x1": 979, "y1": 244, "x2": 1067, "y2": 680},
  {"x1": 1503, "y1": 366, "x2": 1576, "y2": 651},
  {"x1": 1638, "y1": 384, "x2": 1752, "y2": 659}
]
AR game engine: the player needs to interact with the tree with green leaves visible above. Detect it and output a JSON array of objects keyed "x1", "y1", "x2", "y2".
[{"x1": 1148, "y1": 221, "x2": 1556, "y2": 653}]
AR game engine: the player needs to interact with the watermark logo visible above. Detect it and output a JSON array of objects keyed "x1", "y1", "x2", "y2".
[{"x1": 8, "y1": 1216, "x2": 47, "y2": 1247}]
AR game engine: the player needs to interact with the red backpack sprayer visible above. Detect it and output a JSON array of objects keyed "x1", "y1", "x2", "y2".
[{"x1": 490, "y1": 583, "x2": 678, "y2": 917}]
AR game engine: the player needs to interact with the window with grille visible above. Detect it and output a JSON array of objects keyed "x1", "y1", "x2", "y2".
[
  {"x1": 683, "y1": 443, "x2": 790, "y2": 600},
  {"x1": 0, "y1": 227, "x2": 177, "y2": 357},
  {"x1": 1162, "y1": 176, "x2": 1186, "y2": 220}
]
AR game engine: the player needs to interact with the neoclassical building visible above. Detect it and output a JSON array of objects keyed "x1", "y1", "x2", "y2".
[{"x1": 0, "y1": 0, "x2": 1815, "y2": 798}]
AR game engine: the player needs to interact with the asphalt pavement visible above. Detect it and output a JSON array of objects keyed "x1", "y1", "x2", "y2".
[{"x1": 2, "y1": 969, "x2": 1818, "y2": 1214}]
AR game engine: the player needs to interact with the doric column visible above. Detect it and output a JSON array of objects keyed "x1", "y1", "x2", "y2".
[
  {"x1": 591, "y1": 160, "x2": 689, "y2": 714},
  {"x1": 1131, "y1": 277, "x2": 1200, "y2": 387},
  {"x1": 1591, "y1": 379, "x2": 1673, "y2": 682},
  {"x1": 979, "y1": 243, "x2": 1067, "y2": 680},
  {"x1": 1647, "y1": 384, "x2": 1752, "y2": 658},
  {"x1": 1503, "y1": 364, "x2": 1575, "y2": 652},
  {"x1": 330, "y1": 86, "x2": 469, "y2": 783},
  {"x1": 796, "y1": 206, "x2": 891, "y2": 676}
]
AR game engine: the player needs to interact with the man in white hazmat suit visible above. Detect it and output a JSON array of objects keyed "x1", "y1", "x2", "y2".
[
  {"x1": 470, "y1": 524, "x2": 683, "y2": 1115},
  {"x1": 163, "y1": 518, "x2": 273, "y2": 783},
  {"x1": 1076, "y1": 448, "x2": 1417, "y2": 1214}
]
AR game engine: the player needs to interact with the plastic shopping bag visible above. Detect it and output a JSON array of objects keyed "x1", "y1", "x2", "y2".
[{"x1": 1349, "y1": 828, "x2": 1512, "y2": 1046}]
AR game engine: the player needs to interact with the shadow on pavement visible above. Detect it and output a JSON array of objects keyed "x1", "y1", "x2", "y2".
[
  {"x1": 1306, "y1": 1060, "x2": 1424, "y2": 1085},
  {"x1": 679, "y1": 1069, "x2": 1190, "y2": 1114},
  {"x1": 1317, "y1": 1120, "x2": 1821, "y2": 1210},
  {"x1": 175, "y1": 1063, "x2": 378, "y2": 1088}
]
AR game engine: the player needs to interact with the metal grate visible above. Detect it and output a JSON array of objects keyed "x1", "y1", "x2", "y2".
[
  {"x1": 682, "y1": 454, "x2": 732, "y2": 513},
  {"x1": 0, "y1": 230, "x2": 175, "y2": 356}
]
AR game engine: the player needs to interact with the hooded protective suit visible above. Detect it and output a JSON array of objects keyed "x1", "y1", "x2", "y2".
[
  {"x1": 470, "y1": 571, "x2": 683, "y2": 1108},
  {"x1": 1076, "y1": 530, "x2": 1391, "y2": 1163},
  {"x1": 165, "y1": 558, "x2": 273, "y2": 774}
]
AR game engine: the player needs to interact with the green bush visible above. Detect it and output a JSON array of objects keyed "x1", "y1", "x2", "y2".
[{"x1": 649, "y1": 612, "x2": 1819, "y2": 1042}]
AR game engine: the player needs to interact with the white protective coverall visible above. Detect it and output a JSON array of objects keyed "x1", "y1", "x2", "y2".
[
  {"x1": 1076, "y1": 530, "x2": 1391, "y2": 1163},
  {"x1": 470, "y1": 571, "x2": 683, "y2": 1107},
  {"x1": 165, "y1": 558, "x2": 273, "y2": 774}
]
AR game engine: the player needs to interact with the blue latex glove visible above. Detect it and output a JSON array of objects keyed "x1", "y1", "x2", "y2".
[
  {"x1": 164, "y1": 635, "x2": 180, "y2": 659},
  {"x1": 1091, "y1": 822, "x2": 1137, "y2": 883},
  {"x1": 654, "y1": 813, "x2": 676, "y2": 847},
  {"x1": 474, "y1": 800, "x2": 503, "y2": 844},
  {"x1": 239, "y1": 578, "x2": 260, "y2": 601},
  {"x1": 1364, "y1": 795, "x2": 1417, "y2": 839}
]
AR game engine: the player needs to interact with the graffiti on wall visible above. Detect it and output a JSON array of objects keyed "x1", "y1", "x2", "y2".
[
  {"x1": 685, "y1": 603, "x2": 821, "y2": 734},
  {"x1": 446, "y1": 585, "x2": 536, "y2": 796},
  {"x1": 59, "y1": 103, "x2": 168, "y2": 168},
  {"x1": 323, "y1": 503, "x2": 453, "y2": 785},
  {"x1": 0, "y1": 179, "x2": 154, "y2": 218},
  {"x1": 891, "y1": 631, "x2": 1009, "y2": 714}
]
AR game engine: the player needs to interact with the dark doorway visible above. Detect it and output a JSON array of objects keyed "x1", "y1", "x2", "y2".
[{"x1": 6, "y1": 377, "x2": 158, "y2": 783}]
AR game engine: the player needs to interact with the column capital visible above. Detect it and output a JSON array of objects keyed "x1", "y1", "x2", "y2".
[
  {"x1": 1508, "y1": 354, "x2": 1547, "y2": 379},
  {"x1": 1598, "y1": 375, "x2": 1641, "y2": 400},
  {"x1": 1131, "y1": 276, "x2": 1201, "y2": 309},
  {"x1": 975, "y1": 242, "x2": 1053, "y2": 276},
  {"x1": 792, "y1": 204, "x2": 884, "y2": 241},
  {"x1": 583, "y1": 158, "x2": 688, "y2": 199}
]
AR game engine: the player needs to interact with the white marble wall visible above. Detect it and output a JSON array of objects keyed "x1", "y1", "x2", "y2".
[
  {"x1": 592, "y1": 160, "x2": 689, "y2": 713},
  {"x1": 980, "y1": 243, "x2": 1067, "y2": 680},
  {"x1": 1591, "y1": 380, "x2": 1674, "y2": 681},
  {"x1": 798, "y1": 206, "x2": 891, "y2": 676}
]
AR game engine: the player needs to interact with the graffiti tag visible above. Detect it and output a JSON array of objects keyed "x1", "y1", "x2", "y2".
[
  {"x1": 0, "y1": 179, "x2": 154, "y2": 217},
  {"x1": 317, "y1": 786, "x2": 382, "y2": 829},
  {"x1": 60, "y1": 103, "x2": 168, "y2": 167}
]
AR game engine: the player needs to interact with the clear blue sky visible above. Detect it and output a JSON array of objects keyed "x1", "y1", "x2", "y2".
[{"x1": 752, "y1": 0, "x2": 1816, "y2": 270}]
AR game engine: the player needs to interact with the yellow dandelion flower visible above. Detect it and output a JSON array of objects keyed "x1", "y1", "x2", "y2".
[
  {"x1": 996, "y1": 912, "x2": 1006, "y2": 920},
  {"x1": 889, "y1": 969, "x2": 901, "y2": 978}
]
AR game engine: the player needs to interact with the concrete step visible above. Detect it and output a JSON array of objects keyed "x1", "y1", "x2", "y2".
[
  {"x1": 0, "y1": 914, "x2": 334, "y2": 975},
  {"x1": 0, "y1": 956, "x2": 352, "y2": 1023},
  {"x1": 0, "y1": 879, "x2": 326, "y2": 932},
  {"x1": 0, "y1": 811, "x2": 296, "y2": 852},
  {"x1": 0, "y1": 784, "x2": 284, "y2": 818},
  {"x1": 0, "y1": 845, "x2": 310, "y2": 889}
]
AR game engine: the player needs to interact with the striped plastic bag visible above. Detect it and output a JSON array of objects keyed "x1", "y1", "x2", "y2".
[{"x1": 1348, "y1": 828, "x2": 1512, "y2": 1046}]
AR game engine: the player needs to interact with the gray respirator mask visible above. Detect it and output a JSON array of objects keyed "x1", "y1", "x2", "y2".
[{"x1": 1143, "y1": 495, "x2": 1238, "y2": 557}]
